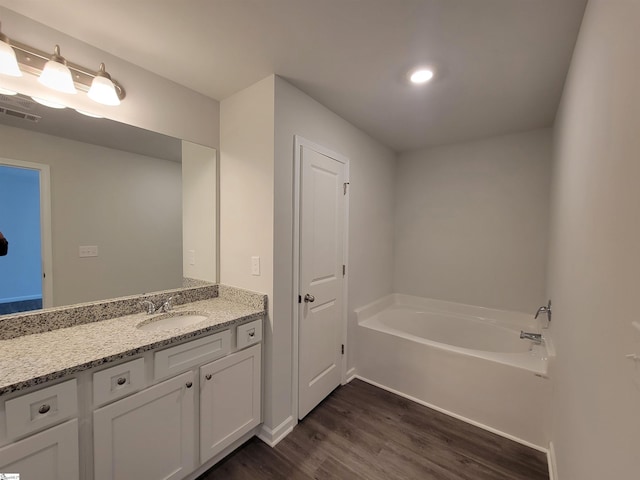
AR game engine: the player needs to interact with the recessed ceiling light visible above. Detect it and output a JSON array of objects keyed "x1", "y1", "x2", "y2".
[{"x1": 410, "y1": 68, "x2": 434, "y2": 84}]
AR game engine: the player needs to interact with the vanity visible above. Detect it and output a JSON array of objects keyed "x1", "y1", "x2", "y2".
[{"x1": 0, "y1": 284, "x2": 266, "y2": 480}]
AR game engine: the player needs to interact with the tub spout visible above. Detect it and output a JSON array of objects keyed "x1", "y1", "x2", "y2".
[{"x1": 520, "y1": 331, "x2": 543, "y2": 344}]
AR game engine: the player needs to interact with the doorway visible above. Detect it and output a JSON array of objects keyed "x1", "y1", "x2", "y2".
[
  {"x1": 0, "y1": 159, "x2": 52, "y2": 313},
  {"x1": 293, "y1": 137, "x2": 349, "y2": 420}
]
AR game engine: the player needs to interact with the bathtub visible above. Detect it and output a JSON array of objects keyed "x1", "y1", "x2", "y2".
[{"x1": 354, "y1": 294, "x2": 552, "y2": 449}]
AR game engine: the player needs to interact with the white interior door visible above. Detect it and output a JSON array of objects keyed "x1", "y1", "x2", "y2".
[{"x1": 298, "y1": 143, "x2": 346, "y2": 419}]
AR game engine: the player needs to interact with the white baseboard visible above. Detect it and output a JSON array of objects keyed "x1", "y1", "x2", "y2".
[
  {"x1": 355, "y1": 375, "x2": 548, "y2": 453},
  {"x1": 345, "y1": 367, "x2": 357, "y2": 383},
  {"x1": 548, "y1": 441, "x2": 558, "y2": 480},
  {"x1": 257, "y1": 415, "x2": 295, "y2": 447},
  {"x1": 184, "y1": 428, "x2": 258, "y2": 479}
]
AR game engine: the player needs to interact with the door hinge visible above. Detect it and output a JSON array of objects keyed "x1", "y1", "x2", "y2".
[
  {"x1": 342, "y1": 264, "x2": 346, "y2": 276},
  {"x1": 343, "y1": 182, "x2": 350, "y2": 195},
  {"x1": 341, "y1": 344, "x2": 345, "y2": 355},
  {"x1": 298, "y1": 295, "x2": 302, "y2": 304}
]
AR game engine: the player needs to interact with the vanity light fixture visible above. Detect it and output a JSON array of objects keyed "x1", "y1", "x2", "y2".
[
  {"x1": 0, "y1": 24, "x2": 22, "y2": 77},
  {"x1": 88, "y1": 63, "x2": 120, "y2": 106},
  {"x1": 0, "y1": 21, "x2": 126, "y2": 108},
  {"x1": 38, "y1": 45, "x2": 77, "y2": 94},
  {"x1": 0, "y1": 87, "x2": 17, "y2": 95}
]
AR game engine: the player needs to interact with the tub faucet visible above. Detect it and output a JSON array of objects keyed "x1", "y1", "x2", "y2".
[
  {"x1": 520, "y1": 331, "x2": 543, "y2": 344},
  {"x1": 534, "y1": 300, "x2": 552, "y2": 325}
]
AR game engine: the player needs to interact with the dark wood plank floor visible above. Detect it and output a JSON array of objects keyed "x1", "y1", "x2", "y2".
[{"x1": 199, "y1": 379, "x2": 549, "y2": 480}]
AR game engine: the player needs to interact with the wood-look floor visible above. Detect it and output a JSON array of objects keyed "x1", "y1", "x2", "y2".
[{"x1": 199, "y1": 379, "x2": 549, "y2": 480}]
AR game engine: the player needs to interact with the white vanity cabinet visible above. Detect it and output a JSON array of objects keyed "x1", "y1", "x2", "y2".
[
  {"x1": 0, "y1": 379, "x2": 80, "y2": 480},
  {"x1": 93, "y1": 370, "x2": 196, "y2": 480},
  {"x1": 0, "y1": 419, "x2": 79, "y2": 480},
  {"x1": 200, "y1": 343, "x2": 261, "y2": 463},
  {"x1": 0, "y1": 315, "x2": 263, "y2": 480}
]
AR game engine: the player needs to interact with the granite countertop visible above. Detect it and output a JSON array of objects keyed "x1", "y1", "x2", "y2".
[{"x1": 0, "y1": 296, "x2": 265, "y2": 396}]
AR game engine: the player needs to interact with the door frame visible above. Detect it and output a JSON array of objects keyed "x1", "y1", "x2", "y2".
[
  {"x1": 292, "y1": 135, "x2": 349, "y2": 422},
  {"x1": 0, "y1": 157, "x2": 53, "y2": 308}
]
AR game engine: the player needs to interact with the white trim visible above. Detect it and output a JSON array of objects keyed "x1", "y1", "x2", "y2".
[
  {"x1": 257, "y1": 416, "x2": 295, "y2": 447},
  {"x1": 292, "y1": 135, "x2": 350, "y2": 422},
  {"x1": 355, "y1": 375, "x2": 549, "y2": 453},
  {"x1": 548, "y1": 441, "x2": 559, "y2": 480},
  {"x1": 345, "y1": 367, "x2": 358, "y2": 383},
  {"x1": 183, "y1": 428, "x2": 259, "y2": 479},
  {"x1": 0, "y1": 158, "x2": 53, "y2": 308},
  {"x1": 0, "y1": 294, "x2": 43, "y2": 303}
]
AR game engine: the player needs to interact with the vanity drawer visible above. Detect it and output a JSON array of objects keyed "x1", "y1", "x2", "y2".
[
  {"x1": 5, "y1": 379, "x2": 78, "y2": 440},
  {"x1": 93, "y1": 357, "x2": 146, "y2": 407},
  {"x1": 236, "y1": 318, "x2": 262, "y2": 349},
  {"x1": 154, "y1": 330, "x2": 231, "y2": 380}
]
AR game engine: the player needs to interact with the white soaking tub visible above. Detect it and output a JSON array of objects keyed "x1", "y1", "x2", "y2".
[{"x1": 354, "y1": 294, "x2": 552, "y2": 449}]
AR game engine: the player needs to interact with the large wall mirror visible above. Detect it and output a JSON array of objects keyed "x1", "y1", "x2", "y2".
[{"x1": 0, "y1": 93, "x2": 217, "y2": 315}]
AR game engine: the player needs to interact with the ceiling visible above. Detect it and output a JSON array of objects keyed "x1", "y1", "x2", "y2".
[{"x1": 0, "y1": 0, "x2": 587, "y2": 152}]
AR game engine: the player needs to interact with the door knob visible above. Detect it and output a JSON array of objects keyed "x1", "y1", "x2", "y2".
[{"x1": 304, "y1": 294, "x2": 315, "y2": 303}]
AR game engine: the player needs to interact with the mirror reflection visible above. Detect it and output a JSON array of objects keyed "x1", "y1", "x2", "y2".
[{"x1": 0, "y1": 93, "x2": 217, "y2": 315}]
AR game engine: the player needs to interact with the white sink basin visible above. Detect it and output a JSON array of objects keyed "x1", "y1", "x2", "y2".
[{"x1": 137, "y1": 313, "x2": 209, "y2": 332}]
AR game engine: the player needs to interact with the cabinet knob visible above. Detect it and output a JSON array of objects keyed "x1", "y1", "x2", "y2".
[
  {"x1": 186, "y1": 381, "x2": 193, "y2": 388},
  {"x1": 205, "y1": 374, "x2": 212, "y2": 380},
  {"x1": 38, "y1": 404, "x2": 51, "y2": 414},
  {"x1": 116, "y1": 377, "x2": 126, "y2": 386}
]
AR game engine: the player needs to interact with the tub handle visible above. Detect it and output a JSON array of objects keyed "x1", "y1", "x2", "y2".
[
  {"x1": 304, "y1": 294, "x2": 315, "y2": 303},
  {"x1": 535, "y1": 300, "x2": 552, "y2": 324}
]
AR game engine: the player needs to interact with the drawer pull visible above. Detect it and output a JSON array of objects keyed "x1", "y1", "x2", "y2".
[
  {"x1": 186, "y1": 382, "x2": 193, "y2": 388},
  {"x1": 116, "y1": 377, "x2": 127, "y2": 386},
  {"x1": 38, "y1": 404, "x2": 51, "y2": 414},
  {"x1": 205, "y1": 374, "x2": 212, "y2": 380}
]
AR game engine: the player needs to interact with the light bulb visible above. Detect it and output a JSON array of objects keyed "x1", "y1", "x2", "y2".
[
  {"x1": 88, "y1": 63, "x2": 120, "y2": 106},
  {"x1": 38, "y1": 45, "x2": 77, "y2": 94},
  {"x1": 0, "y1": 33, "x2": 22, "y2": 77}
]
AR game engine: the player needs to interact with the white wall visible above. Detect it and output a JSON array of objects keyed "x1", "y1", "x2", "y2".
[
  {"x1": 182, "y1": 141, "x2": 217, "y2": 282},
  {"x1": 548, "y1": 1, "x2": 640, "y2": 478},
  {"x1": 220, "y1": 75, "x2": 396, "y2": 439},
  {"x1": 273, "y1": 76, "x2": 396, "y2": 428},
  {"x1": 394, "y1": 129, "x2": 552, "y2": 313},
  {"x1": 0, "y1": 123, "x2": 182, "y2": 307},
  {"x1": 219, "y1": 76, "x2": 276, "y2": 427},
  {"x1": 0, "y1": 6, "x2": 219, "y2": 148}
]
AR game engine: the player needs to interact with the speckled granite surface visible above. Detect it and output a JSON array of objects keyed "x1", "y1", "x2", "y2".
[
  {"x1": 0, "y1": 284, "x2": 219, "y2": 340},
  {"x1": 0, "y1": 284, "x2": 267, "y2": 396},
  {"x1": 0, "y1": 296, "x2": 265, "y2": 396},
  {"x1": 218, "y1": 284, "x2": 267, "y2": 310}
]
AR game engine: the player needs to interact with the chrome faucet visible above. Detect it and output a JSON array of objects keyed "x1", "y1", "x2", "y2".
[
  {"x1": 520, "y1": 331, "x2": 543, "y2": 344},
  {"x1": 158, "y1": 294, "x2": 181, "y2": 313},
  {"x1": 535, "y1": 300, "x2": 552, "y2": 325},
  {"x1": 139, "y1": 300, "x2": 157, "y2": 314}
]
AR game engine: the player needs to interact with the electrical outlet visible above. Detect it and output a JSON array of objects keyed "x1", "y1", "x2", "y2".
[
  {"x1": 79, "y1": 245, "x2": 98, "y2": 257},
  {"x1": 251, "y1": 256, "x2": 260, "y2": 275}
]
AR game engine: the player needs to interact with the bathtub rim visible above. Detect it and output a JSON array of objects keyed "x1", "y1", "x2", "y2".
[{"x1": 355, "y1": 294, "x2": 551, "y2": 376}]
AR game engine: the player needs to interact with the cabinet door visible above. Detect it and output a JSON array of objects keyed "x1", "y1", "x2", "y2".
[
  {"x1": 0, "y1": 419, "x2": 79, "y2": 480},
  {"x1": 200, "y1": 343, "x2": 261, "y2": 463},
  {"x1": 94, "y1": 371, "x2": 195, "y2": 480}
]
